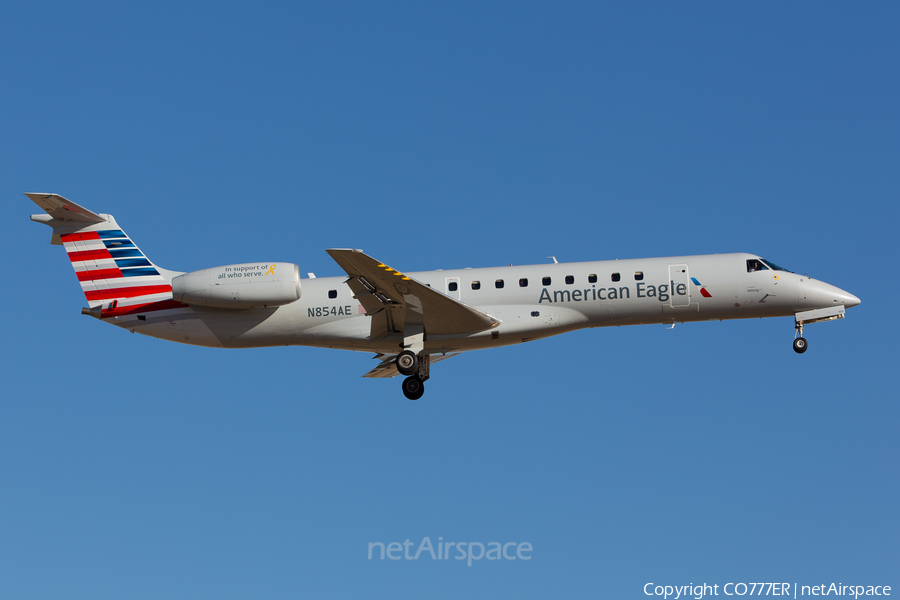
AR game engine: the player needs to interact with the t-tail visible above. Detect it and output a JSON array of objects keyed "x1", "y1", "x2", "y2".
[{"x1": 27, "y1": 193, "x2": 183, "y2": 318}]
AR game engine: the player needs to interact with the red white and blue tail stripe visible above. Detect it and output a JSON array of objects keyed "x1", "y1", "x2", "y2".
[{"x1": 28, "y1": 193, "x2": 185, "y2": 318}]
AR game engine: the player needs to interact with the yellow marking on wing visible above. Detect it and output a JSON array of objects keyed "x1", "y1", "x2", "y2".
[{"x1": 375, "y1": 262, "x2": 410, "y2": 280}]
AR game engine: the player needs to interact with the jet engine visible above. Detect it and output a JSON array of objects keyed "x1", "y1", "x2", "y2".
[{"x1": 171, "y1": 262, "x2": 301, "y2": 309}]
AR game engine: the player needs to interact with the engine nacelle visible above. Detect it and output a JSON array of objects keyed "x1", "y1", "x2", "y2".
[{"x1": 172, "y1": 262, "x2": 301, "y2": 309}]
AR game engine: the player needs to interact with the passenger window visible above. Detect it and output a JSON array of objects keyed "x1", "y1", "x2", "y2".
[
  {"x1": 328, "y1": 290, "x2": 337, "y2": 299},
  {"x1": 542, "y1": 276, "x2": 551, "y2": 286},
  {"x1": 519, "y1": 278, "x2": 528, "y2": 287},
  {"x1": 471, "y1": 281, "x2": 481, "y2": 290},
  {"x1": 634, "y1": 271, "x2": 644, "y2": 281},
  {"x1": 611, "y1": 273, "x2": 620, "y2": 282},
  {"x1": 747, "y1": 259, "x2": 768, "y2": 272},
  {"x1": 565, "y1": 275, "x2": 574, "y2": 285},
  {"x1": 495, "y1": 279, "x2": 504, "y2": 289},
  {"x1": 448, "y1": 281, "x2": 458, "y2": 292},
  {"x1": 588, "y1": 274, "x2": 597, "y2": 283}
]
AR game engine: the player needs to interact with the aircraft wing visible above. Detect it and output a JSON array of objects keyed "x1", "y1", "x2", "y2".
[
  {"x1": 363, "y1": 352, "x2": 460, "y2": 378},
  {"x1": 26, "y1": 193, "x2": 106, "y2": 223},
  {"x1": 326, "y1": 249, "x2": 500, "y2": 338}
]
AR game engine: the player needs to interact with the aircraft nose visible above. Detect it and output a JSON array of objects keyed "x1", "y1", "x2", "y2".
[
  {"x1": 803, "y1": 279, "x2": 860, "y2": 310},
  {"x1": 827, "y1": 283, "x2": 860, "y2": 309},
  {"x1": 840, "y1": 290, "x2": 861, "y2": 308}
]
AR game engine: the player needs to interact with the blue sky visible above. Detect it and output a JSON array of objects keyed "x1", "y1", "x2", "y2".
[{"x1": 2, "y1": 2, "x2": 897, "y2": 598}]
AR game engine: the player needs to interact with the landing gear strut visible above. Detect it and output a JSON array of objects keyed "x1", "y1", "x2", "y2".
[{"x1": 793, "y1": 321, "x2": 808, "y2": 354}]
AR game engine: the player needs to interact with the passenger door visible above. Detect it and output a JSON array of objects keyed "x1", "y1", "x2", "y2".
[{"x1": 668, "y1": 264, "x2": 690, "y2": 307}]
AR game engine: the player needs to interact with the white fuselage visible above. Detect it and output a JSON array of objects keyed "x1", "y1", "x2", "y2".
[{"x1": 107, "y1": 253, "x2": 858, "y2": 355}]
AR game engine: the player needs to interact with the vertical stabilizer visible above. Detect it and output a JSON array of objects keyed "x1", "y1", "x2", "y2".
[{"x1": 27, "y1": 193, "x2": 183, "y2": 317}]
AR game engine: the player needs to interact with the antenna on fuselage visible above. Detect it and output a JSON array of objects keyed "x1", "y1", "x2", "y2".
[{"x1": 548, "y1": 256, "x2": 558, "y2": 264}]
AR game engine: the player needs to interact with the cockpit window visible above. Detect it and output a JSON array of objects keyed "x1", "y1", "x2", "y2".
[
  {"x1": 748, "y1": 258, "x2": 793, "y2": 273},
  {"x1": 760, "y1": 258, "x2": 791, "y2": 272},
  {"x1": 747, "y1": 259, "x2": 769, "y2": 272}
]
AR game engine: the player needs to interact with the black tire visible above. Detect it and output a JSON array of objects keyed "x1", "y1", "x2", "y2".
[
  {"x1": 402, "y1": 376, "x2": 425, "y2": 400},
  {"x1": 793, "y1": 337, "x2": 808, "y2": 354},
  {"x1": 396, "y1": 350, "x2": 419, "y2": 376}
]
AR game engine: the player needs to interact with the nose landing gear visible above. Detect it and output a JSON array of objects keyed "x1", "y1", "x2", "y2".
[
  {"x1": 793, "y1": 321, "x2": 808, "y2": 353},
  {"x1": 792, "y1": 305, "x2": 847, "y2": 354}
]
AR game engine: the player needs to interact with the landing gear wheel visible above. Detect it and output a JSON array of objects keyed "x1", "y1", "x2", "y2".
[
  {"x1": 402, "y1": 376, "x2": 425, "y2": 400},
  {"x1": 793, "y1": 337, "x2": 808, "y2": 354},
  {"x1": 396, "y1": 350, "x2": 419, "y2": 376}
]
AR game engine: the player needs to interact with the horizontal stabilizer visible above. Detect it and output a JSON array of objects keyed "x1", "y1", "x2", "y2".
[{"x1": 26, "y1": 193, "x2": 105, "y2": 223}]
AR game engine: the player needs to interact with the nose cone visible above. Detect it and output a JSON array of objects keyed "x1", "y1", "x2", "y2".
[
  {"x1": 806, "y1": 279, "x2": 860, "y2": 309},
  {"x1": 840, "y1": 290, "x2": 861, "y2": 308}
]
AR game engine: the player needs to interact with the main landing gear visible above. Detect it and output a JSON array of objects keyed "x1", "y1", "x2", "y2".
[
  {"x1": 398, "y1": 325, "x2": 430, "y2": 400},
  {"x1": 396, "y1": 350, "x2": 418, "y2": 376},
  {"x1": 402, "y1": 375, "x2": 425, "y2": 400},
  {"x1": 398, "y1": 351, "x2": 430, "y2": 400}
]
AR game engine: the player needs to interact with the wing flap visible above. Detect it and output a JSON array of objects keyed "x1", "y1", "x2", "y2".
[{"x1": 327, "y1": 249, "x2": 499, "y2": 336}]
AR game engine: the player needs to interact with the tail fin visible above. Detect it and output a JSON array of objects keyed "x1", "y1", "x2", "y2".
[{"x1": 28, "y1": 193, "x2": 183, "y2": 318}]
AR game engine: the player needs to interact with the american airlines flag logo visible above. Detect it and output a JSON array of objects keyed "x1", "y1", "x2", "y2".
[
  {"x1": 690, "y1": 277, "x2": 713, "y2": 298},
  {"x1": 61, "y1": 228, "x2": 183, "y2": 317}
]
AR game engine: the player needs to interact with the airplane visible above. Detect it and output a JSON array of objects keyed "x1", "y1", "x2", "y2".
[{"x1": 28, "y1": 192, "x2": 860, "y2": 400}]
